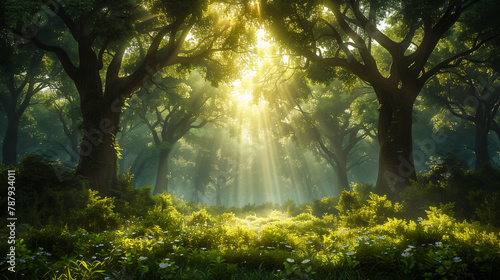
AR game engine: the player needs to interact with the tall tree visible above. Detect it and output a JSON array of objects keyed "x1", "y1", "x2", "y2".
[
  {"x1": 7, "y1": 0, "x2": 246, "y2": 194},
  {"x1": 428, "y1": 67, "x2": 499, "y2": 169},
  {"x1": 132, "y1": 71, "x2": 224, "y2": 195},
  {"x1": 0, "y1": 34, "x2": 53, "y2": 165},
  {"x1": 260, "y1": 0, "x2": 500, "y2": 195},
  {"x1": 281, "y1": 79, "x2": 376, "y2": 193}
]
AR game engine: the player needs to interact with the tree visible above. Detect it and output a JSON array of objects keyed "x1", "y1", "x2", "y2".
[
  {"x1": 43, "y1": 72, "x2": 82, "y2": 166},
  {"x1": 260, "y1": 0, "x2": 500, "y2": 196},
  {"x1": 281, "y1": 79, "x2": 377, "y2": 193},
  {"x1": 428, "y1": 67, "x2": 499, "y2": 169},
  {"x1": 6, "y1": 0, "x2": 247, "y2": 194},
  {"x1": 0, "y1": 33, "x2": 54, "y2": 165},
  {"x1": 132, "y1": 71, "x2": 224, "y2": 195}
]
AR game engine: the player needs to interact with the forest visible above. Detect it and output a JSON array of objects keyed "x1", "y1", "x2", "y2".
[{"x1": 1, "y1": 0, "x2": 500, "y2": 279}]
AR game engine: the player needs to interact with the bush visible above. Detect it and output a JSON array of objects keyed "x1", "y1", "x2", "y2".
[
  {"x1": 25, "y1": 225, "x2": 75, "y2": 258},
  {"x1": 0, "y1": 154, "x2": 83, "y2": 227},
  {"x1": 339, "y1": 193, "x2": 402, "y2": 227},
  {"x1": 336, "y1": 190, "x2": 362, "y2": 213},
  {"x1": 188, "y1": 208, "x2": 216, "y2": 227},
  {"x1": 69, "y1": 189, "x2": 121, "y2": 232},
  {"x1": 312, "y1": 196, "x2": 339, "y2": 218},
  {"x1": 144, "y1": 193, "x2": 183, "y2": 231},
  {"x1": 113, "y1": 171, "x2": 155, "y2": 218}
]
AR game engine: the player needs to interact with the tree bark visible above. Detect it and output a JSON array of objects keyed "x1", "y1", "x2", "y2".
[
  {"x1": 2, "y1": 119, "x2": 19, "y2": 166},
  {"x1": 336, "y1": 155, "x2": 350, "y2": 193},
  {"x1": 374, "y1": 94, "x2": 416, "y2": 196},
  {"x1": 76, "y1": 95, "x2": 121, "y2": 195},
  {"x1": 153, "y1": 148, "x2": 172, "y2": 195}
]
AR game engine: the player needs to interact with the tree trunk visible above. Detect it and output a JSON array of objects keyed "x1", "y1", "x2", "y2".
[
  {"x1": 304, "y1": 174, "x2": 314, "y2": 202},
  {"x1": 216, "y1": 182, "x2": 222, "y2": 206},
  {"x1": 2, "y1": 118, "x2": 19, "y2": 166},
  {"x1": 336, "y1": 155, "x2": 350, "y2": 193},
  {"x1": 76, "y1": 98, "x2": 121, "y2": 196},
  {"x1": 153, "y1": 148, "x2": 172, "y2": 195},
  {"x1": 374, "y1": 99, "x2": 416, "y2": 196},
  {"x1": 193, "y1": 187, "x2": 200, "y2": 203},
  {"x1": 474, "y1": 105, "x2": 490, "y2": 169}
]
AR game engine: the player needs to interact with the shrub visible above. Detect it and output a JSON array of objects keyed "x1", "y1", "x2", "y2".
[
  {"x1": 25, "y1": 225, "x2": 75, "y2": 258},
  {"x1": 336, "y1": 190, "x2": 362, "y2": 213},
  {"x1": 352, "y1": 183, "x2": 374, "y2": 203},
  {"x1": 0, "y1": 154, "x2": 83, "y2": 227},
  {"x1": 144, "y1": 194, "x2": 183, "y2": 231},
  {"x1": 339, "y1": 193, "x2": 402, "y2": 227},
  {"x1": 312, "y1": 196, "x2": 339, "y2": 218},
  {"x1": 188, "y1": 209, "x2": 216, "y2": 227},
  {"x1": 113, "y1": 171, "x2": 155, "y2": 218},
  {"x1": 69, "y1": 189, "x2": 121, "y2": 232}
]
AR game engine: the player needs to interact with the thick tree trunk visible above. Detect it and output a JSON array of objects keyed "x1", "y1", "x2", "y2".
[
  {"x1": 76, "y1": 98, "x2": 121, "y2": 196},
  {"x1": 374, "y1": 99, "x2": 416, "y2": 196},
  {"x1": 336, "y1": 156, "x2": 350, "y2": 193},
  {"x1": 2, "y1": 119, "x2": 19, "y2": 166},
  {"x1": 474, "y1": 106, "x2": 490, "y2": 169},
  {"x1": 153, "y1": 148, "x2": 172, "y2": 195}
]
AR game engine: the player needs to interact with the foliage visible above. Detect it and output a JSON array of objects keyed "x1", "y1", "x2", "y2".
[
  {"x1": 2, "y1": 155, "x2": 500, "y2": 280},
  {"x1": 113, "y1": 171, "x2": 155, "y2": 218},
  {"x1": 311, "y1": 196, "x2": 339, "y2": 218},
  {"x1": 69, "y1": 189, "x2": 121, "y2": 232},
  {"x1": 0, "y1": 154, "x2": 83, "y2": 227}
]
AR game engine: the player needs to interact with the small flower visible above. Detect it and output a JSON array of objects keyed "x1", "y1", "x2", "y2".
[
  {"x1": 407, "y1": 245, "x2": 415, "y2": 249},
  {"x1": 19, "y1": 259, "x2": 26, "y2": 263},
  {"x1": 435, "y1": 242, "x2": 442, "y2": 247},
  {"x1": 453, "y1": 257, "x2": 462, "y2": 263},
  {"x1": 104, "y1": 277, "x2": 111, "y2": 280},
  {"x1": 157, "y1": 241, "x2": 164, "y2": 244},
  {"x1": 417, "y1": 218, "x2": 423, "y2": 222},
  {"x1": 378, "y1": 236, "x2": 385, "y2": 240},
  {"x1": 159, "y1": 262, "x2": 171, "y2": 268},
  {"x1": 308, "y1": 241, "x2": 313, "y2": 244},
  {"x1": 286, "y1": 258, "x2": 295, "y2": 263},
  {"x1": 117, "y1": 249, "x2": 122, "y2": 252},
  {"x1": 92, "y1": 256, "x2": 97, "y2": 259},
  {"x1": 139, "y1": 256, "x2": 147, "y2": 261},
  {"x1": 342, "y1": 245, "x2": 349, "y2": 249},
  {"x1": 302, "y1": 259, "x2": 311, "y2": 264},
  {"x1": 346, "y1": 251, "x2": 355, "y2": 256},
  {"x1": 401, "y1": 252, "x2": 410, "y2": 258}
]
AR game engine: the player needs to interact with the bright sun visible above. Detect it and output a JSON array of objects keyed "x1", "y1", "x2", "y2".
[{"x1": 230, "y1": 28, "x2": 272, "y2": 107}]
